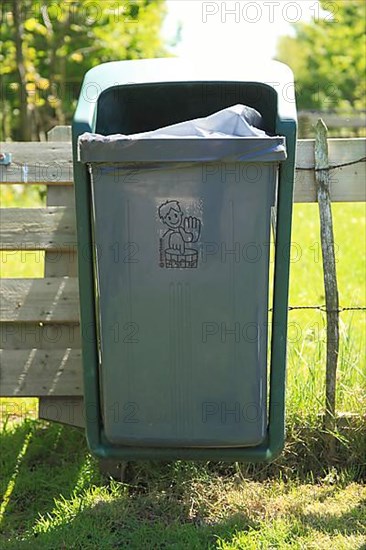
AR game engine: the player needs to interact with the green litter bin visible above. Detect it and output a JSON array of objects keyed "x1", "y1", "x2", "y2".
[{"x1": 72, "y1": 59, "x2": 297, "y2": 461}]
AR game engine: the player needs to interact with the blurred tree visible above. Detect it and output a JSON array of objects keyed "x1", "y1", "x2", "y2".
[
  {"x1": 0, "y1": 0, "x2": 167, "y2": 140},
  {"x1": 276, "y1": 0, "x2": 366, "y2": 112}
]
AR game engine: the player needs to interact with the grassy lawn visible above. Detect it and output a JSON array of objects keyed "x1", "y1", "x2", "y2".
[
  {"x1": 287, "y1": 202, "x2": 366, "y2": 419},
  {"x1": 0, "y1": 186, "x2": 365, "y2": 548},
  {"x1": 0, "y1": 421, "x2": 365, "y2": 549}
]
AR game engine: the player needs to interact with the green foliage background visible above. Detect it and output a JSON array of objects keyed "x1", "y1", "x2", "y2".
[
  {"x1": 0, "y1": 0, "x2": 167, "y2": 141},
  {"x1": 276, "y1": 0, "x2": 365, "y2": 113},
  {"x1": 2, "y1": 1, "x2": 365, "y2": 140}
]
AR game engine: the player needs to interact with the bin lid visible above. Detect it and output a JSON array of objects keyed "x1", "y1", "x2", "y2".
[{"x1": 80, "y1": 58, "x2": 297, "y2": 123}]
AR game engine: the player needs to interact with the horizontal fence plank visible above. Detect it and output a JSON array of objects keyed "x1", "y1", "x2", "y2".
[
  {"x1": 0, "y1": 138, "x2": 365, "y2": 202},
  {"x1": 0, "y1": 142, "x2": 73, "y2": 184},
  {"x1": 0, "y1": 348, "x2": 83, "y2": 397},
  {"x1": 0, "y1": 323, "x2": 80, "y2": 350},
  {"x1": 0, "y1": 207, "x2": 77, "y2": 251},
  {"x1": 295, "y1": 138, "x2": 366, "y2": 202},
  {"x1": 0, "y1": 278, "x2": 79, "y2": 323}
]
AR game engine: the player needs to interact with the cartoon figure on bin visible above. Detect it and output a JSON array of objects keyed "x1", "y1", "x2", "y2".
[{"x1": 159, "y1": 200, "x2": 202, "y2": 268}]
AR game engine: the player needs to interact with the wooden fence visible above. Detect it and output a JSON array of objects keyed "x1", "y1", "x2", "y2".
[{"x1": 0, "y1": 126, "x2": 365, "y2": 428}]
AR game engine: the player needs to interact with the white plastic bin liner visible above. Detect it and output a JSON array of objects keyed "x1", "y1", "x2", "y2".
[{"x1": 78, "y1": 104, "x2": 286, "y2": 163}]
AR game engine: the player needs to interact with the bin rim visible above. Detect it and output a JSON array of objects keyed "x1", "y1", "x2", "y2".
[{"x1": 78, "y1": 135, "x2": 287, "y2": 164}]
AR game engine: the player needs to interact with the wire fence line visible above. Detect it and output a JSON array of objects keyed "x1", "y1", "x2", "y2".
[
  {"x1": 4, "y1": 156, "x2": 366, "y2": 173},
  {"x1": 288, "y1": 305, "x2": 365, "y2": 313},
  {"x1": 296, "y1": 156, "x2": 366, "y2": 171},
  {"x1": 269, "y1": 305, "x2": 366, "y2": 313}
]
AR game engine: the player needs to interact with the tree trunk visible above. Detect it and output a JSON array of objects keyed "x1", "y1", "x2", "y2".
[{"x1": 12, "y1": 0, "x2": 31, "y2": 141}]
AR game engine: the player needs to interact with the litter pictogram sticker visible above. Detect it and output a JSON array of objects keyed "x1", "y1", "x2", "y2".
[{"x1": 158, "y1": 200, "x2": 202, "y2": 269}]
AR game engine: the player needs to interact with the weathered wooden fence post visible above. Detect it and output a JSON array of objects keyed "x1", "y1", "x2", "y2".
[
  {"x1": 38, "y1": 125, "x2": 84, "y2": 427},
  {"x1": 314, "y1": 119, "x2": 340, "y2": 449}
]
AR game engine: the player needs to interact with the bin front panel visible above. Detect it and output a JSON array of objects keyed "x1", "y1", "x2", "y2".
[{"x1": 89, "y1": 159, "x2": 276, "y2": 448}]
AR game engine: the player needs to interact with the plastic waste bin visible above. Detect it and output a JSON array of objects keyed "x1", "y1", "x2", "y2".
[{"x1": 72, "y1": 59, "x2": 297, "y2": 461}]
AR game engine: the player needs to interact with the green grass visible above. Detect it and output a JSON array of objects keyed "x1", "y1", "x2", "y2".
[
  {"x1": 0, "y1": 421, "x2": 365, "y2": 549},
  {"x1": 0, "y1": 186, "x2": 365, "y2": 548},
  {"x1": 286, "y1": 202, "x2": 366, "y2": 419},
  {"x1": 0, "y1": 185, "x2": 45, "y2": 278}
]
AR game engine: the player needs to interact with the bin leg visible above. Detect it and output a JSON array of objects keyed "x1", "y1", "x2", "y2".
[{"x1": 99, "y1": 459, "x2": 128, "y2": 481}]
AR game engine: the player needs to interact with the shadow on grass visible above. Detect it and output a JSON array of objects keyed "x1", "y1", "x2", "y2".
[
  {"x1": 0, "y1": 438, "x2": 257, "y2": 548},
  {"x1": 1, "y1": 420, "x2": 365, "y2": 549},
  {"x1": 2, "y1": 490, "x2": 256, "y2": 549},
  {"x1": 0, "y1": 420, "x2": 91, "y2": 543},
  {"x1": 3, "y1": 482, "x2": 366, "y2": 549}
]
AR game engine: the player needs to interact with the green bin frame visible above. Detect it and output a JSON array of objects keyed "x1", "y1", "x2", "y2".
[{"x1": 72, "y1": 59, "x2": 297, "y2": 461}]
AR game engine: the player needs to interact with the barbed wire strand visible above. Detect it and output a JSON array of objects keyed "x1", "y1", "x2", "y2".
[
  {"x1": 269, "y1": 305, "x2": 366, "y2": 313},
  {"x1": 2, "y1": 157, "x2": 366, "y2": 173},
  {"x1": 296, "y1": 156, "x2": 366, "y2": 171}
]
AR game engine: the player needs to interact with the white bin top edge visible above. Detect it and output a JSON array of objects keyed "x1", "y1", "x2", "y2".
[{"x1": 78, "y1": 136, "x2": 287, "y2": 164}]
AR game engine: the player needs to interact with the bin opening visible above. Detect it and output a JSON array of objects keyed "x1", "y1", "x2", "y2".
[{"x1": 95, "y1": 81, "x2": 277, "y2": 136}]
